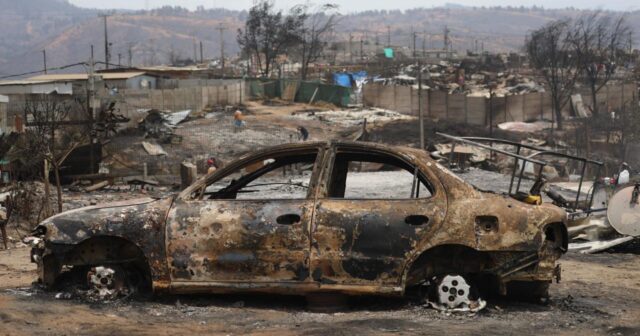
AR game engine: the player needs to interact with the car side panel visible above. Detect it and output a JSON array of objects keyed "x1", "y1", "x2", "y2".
[
  {"x1": 166, "y1": 199, "x2": 312, "y2": 283},
  {"x1": 311, "y1": 198, "x2": 446, "y2": 287}
]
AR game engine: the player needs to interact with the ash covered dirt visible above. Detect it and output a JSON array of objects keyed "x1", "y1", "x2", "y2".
[
  {"x1": 1, "y1": 248, "x2": 639, "y2": 335},
  {"x1": 1, "y1": 168, "x2": 640, "y2": 334}
]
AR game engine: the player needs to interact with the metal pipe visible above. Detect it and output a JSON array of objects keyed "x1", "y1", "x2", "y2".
[
  {"x1": 461, "y1": 136, "x2": 603, "y2": 166},
  {"x1": 436, "y1": 133, "x2": 547, "y2": 166},
  {"x1": 575, "y1": 161, "x2": 588, "y2": 212},
  {"x1": 508, "y1": 144, "x2": 522, "y2": 195},
  {"x1": 515, "y1": 159, "x2": 528, "y2": 194}
]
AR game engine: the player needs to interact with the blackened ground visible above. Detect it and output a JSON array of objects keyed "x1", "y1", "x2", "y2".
[{"x1": 1, "y1": 247, "x2": 639, "y2": 335}]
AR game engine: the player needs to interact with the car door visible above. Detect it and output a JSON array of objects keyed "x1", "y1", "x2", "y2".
[
  {"x1": 166, "y1": 146, "x2": 324, "y2": 285},
  {"x1": 310, "y1": 145, "x2": 446, "y2": 288}
]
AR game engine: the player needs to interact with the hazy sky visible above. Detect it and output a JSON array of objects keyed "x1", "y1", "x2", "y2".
[{"x1": 68, "y1": 0, "x2": 638, "y2": 12}]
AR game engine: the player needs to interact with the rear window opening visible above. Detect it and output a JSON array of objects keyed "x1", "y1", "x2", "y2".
[{"x1": 327, "y1": 151, "x2": 434, "y2": 200}]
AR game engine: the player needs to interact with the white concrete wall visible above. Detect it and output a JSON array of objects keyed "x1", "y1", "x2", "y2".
[{"x1": 0, "y1": 82, "x2": 73, "y2": 95}]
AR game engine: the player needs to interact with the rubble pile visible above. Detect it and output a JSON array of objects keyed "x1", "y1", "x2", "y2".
[
  {"x1": 290, "y1": 107, "x2": 414, "y2": 127},
  {"x1": 374, "y1": 59, "x2": 546, "y2": 97}
]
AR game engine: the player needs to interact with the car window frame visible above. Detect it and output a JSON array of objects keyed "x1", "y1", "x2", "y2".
[
  {"x1": 320, "y1": 145, "x2": 437, "y2": 201},
  {"x1": 178, "y1": 144, "x2": 326, "y2": 201}
]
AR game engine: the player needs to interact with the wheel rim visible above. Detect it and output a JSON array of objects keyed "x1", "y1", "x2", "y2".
[
  {"x1": 428, "y1": 274, "x2": 486, "y2": 312},
  {"x1": 86, "y1": 265, "x2": 128, "y2": 301}
]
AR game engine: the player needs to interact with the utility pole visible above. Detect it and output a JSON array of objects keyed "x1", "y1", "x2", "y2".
[
  {"x1": 87, "y1": 45, "x2": 96, "y2": 173},
  {"x1": 193, "y1": 38, "x2": 198, "y2": 63},
  {"x1": 387, "y1": 25, "x2": 391, "y2": 47},
  {"x1": 127, "y1": 42, "x2": 134, "y2": 67},
  {"x1": 200, "y1": 41, "x2": 204, "y2": 63},
  {"x1": 443, "y1": 25, "x2": 450, "y2": 51},
  {"x1": 99, "y1": 14, "x2": 111, "y2": 69},
  {"x1": 629, "y1": 31, "x2": 633, "y2": 64},
  {"x1": 217, "y1": 25, "x2": 225, "y2": 77},
  {"x1": 412, "y1": 32, "x2": 417, "y2": 58},
  {"x1": 422, "y1": 30, "x2": 426, "y2": 57},
  {"x1": 118, "y1": 53, "x2": 122, "y2": 67},
  {"x1": 42, "y1": 50, "x2": 47, "y2": 74},
  {"x1": 360, "y1": 37, "x2": 364, "y2": 61},
  {"x1": 349, "y1": 33, "x2": 353, "y2": 63}
]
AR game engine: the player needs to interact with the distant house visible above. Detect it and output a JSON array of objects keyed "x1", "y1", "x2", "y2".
[
  {"x1": 0, "y1": 72, "x2": 157, "y2": 95},
  {"x1": 28, "y1": 72, "x2": 158, "y2": 91},
  {"x1": 99, "y1": 66, "x2": 212, "y2": 81},
  {"x1": 0, "y1": 95, "x2": 8, "y2": 135},
  {"x1": 0, "y1": 79, "x2": 74, "y2": 95}
]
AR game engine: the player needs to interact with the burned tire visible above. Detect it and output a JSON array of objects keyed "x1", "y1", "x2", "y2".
[
  {"x1": 84, "y1": 263, "x2": 151, "y2": 301},
  {"x1": 506, "y1": 281, "x2": 550, "y2": 302}
]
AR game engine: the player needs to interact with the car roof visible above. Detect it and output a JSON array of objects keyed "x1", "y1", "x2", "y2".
[
  {"x1": 255, "y1": 140, "x2": 428, "y2": 158},
  {"x1": 178, "y1": 140, "x2": 434, "y2": 200}
]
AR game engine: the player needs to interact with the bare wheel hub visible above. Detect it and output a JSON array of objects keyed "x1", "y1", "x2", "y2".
[
  {"x1": 428, "y1": 275, "x2": 486, "y2": 312},
  {"x1": 86, "y1": 266, "x2": 128, "y2": 301}
]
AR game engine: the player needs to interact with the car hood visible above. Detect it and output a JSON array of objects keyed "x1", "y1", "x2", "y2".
[{"x1": 37, "y1": 197, "x2": 173, "y2": 245}]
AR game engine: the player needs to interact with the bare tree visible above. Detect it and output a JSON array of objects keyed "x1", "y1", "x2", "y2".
[
  {"x1": 143, "y1": 39, "x2": 158, "y2": 66},
  {"x1": 569, "y1": 12, "x2": 631, "y2": 115},
  {"x1": 294, "y1": 3, "x2": 340, "y2": 80},
  {"x1": 237, "y1": 1, "x2": 306, "y2": 77},
  {"x1": 525, "y1": 20, "x2": 580, "y2": 129},
  {"x1": 24, "y1": 95, "x2": 72, "y2": 214},
  {"x1": 168, "y1": 44, "x2": 182, "y2": 66},
  {"x1": 127, "y1": 42, "x2": 135, "y2": 67}
]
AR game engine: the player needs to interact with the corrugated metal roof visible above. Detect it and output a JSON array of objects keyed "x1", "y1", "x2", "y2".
[
  {"x1": 0, "y1": 79, "x2": 57, "y2": 86},
  {"x1": 139, "y1": 66, "x2": 206, "y2": 72},
  {"x1": 27, "y1": 72, "x2": 148, "y2": 81}
]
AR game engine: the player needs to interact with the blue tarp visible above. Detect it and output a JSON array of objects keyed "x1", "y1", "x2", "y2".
[
  {"x1": 333, "y1": 71, "x2": 368, "y2": 88},
  {"x1": 333, "y1": 73, "x2": 352, "y2": 87}
]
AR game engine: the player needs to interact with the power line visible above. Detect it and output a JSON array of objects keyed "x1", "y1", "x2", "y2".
[{"x1": 0, "y1": 62, "x2": 87, "y2": 80}]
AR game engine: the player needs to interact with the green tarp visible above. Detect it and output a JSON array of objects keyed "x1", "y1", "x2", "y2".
[
  {"x1": 384, "y1": 48, "x2": 394, "y2": 58},
  {"x1": 246, "y1": 78, "x2": 351, "y2": 107}
]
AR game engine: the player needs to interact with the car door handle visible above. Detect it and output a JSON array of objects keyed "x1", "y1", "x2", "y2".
[
  {"x1": 405, "y1": 215, "x2": 429, "y2": 226},
  {"x1": 276, "y1": 214, "x2": 301, "y2": 225}
]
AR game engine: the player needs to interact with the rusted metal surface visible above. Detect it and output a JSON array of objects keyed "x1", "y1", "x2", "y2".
[
  {"x1": 30, "y1": 141, "x2": 568, "y2": 298},
  {"x1": 31, "y1": 197, "x2": 173, "y2": 287}
]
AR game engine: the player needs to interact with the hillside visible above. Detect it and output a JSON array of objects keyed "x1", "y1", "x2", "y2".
[{"x1": 0, "y1": 1, "x2": 638, "y2": 77}]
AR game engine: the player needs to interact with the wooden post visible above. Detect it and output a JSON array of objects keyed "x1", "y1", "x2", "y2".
[
  {"x1": 522, "y1": 93, "x2": 526, "y2": 121},
  {"x1": 540, "y1": 92, "x2": 544, "y2": 120},
  {"x1": 445, "y1": 92, "x2": 449, "y2": 120},
  {"x1": 143, "y1": 162, "x2": 148, "y2": 180},
  {"x1": 464, "y1": 95, "x2": 468, "y2": 124},
  {"x1": 180, "y1": 162, "x2": 197, "y2": 189}
]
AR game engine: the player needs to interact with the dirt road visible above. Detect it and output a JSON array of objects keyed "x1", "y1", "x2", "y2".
[{"x1": 1, "y1": 247, "x2": 639, "y2": 335}]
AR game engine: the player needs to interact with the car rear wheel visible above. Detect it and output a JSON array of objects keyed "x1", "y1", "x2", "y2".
[{"x1": 425, "y1": 274, "x2": 487, "y2": 312}]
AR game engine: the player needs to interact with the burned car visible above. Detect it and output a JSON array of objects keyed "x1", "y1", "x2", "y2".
[{"x1": 28, "y1": 141, "x2": 567, "y2": 309}]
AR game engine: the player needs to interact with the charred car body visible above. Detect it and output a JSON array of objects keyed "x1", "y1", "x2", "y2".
[{"x1": 29, "y1": 140, "x2": 568, "y2": 308}]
